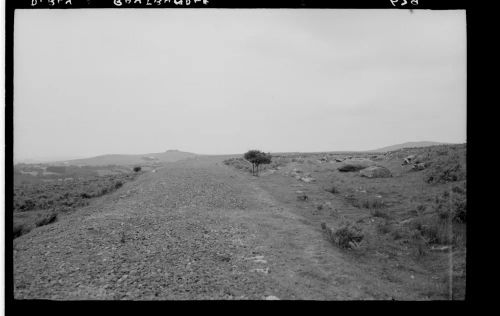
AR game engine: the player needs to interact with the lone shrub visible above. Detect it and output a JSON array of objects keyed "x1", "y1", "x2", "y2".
[
  {"x1": 133, "y1": 166, "x2": 142, "y2": 172},
  {"x1": 243, "y1": 150, "x2": 272, "y2": 176}
]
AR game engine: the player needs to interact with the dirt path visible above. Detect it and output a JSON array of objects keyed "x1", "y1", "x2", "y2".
[{"x1": 14, "y1": 156, "x2": 419, "y2": 300}]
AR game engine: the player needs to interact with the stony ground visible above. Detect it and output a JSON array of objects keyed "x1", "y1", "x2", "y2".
[{"x1": 14, "y1": 156, "x2": 428, "y2": 300}]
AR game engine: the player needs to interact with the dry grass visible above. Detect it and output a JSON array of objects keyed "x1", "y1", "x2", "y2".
[
  {"x1": 223, "y1": 144, "x2": 466, "y2": 299},
  {"x1": 322, "y1": 221, "x2": 364, "y2": 249},
  {"x1": 34, "y1": 212, "x2": 58, "y2": 227},
  {"x1": 371, "y1": 209, "x2": 391, "y2": 219},
  {"x1": 348, "y1": 196, "x2": 386, "y2": 209},
  {"x1": 13, "y1": 168, "x2": 137, "y2": 239}
]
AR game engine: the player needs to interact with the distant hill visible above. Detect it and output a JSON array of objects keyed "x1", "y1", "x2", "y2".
[
  {"x1": 369, "y1": 141, "x2": 452, "y2": 153},
  {"x1": 57, "y1": 149, "x2": 198, "y2": 166}
]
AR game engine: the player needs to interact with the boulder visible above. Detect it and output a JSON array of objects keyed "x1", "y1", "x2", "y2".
[
  {"x1": 338, "y1": 158, "x2": 375, "y2": 172},
  {"x1": 359, "y1": 166, "x2": 392, "y2": 178}
]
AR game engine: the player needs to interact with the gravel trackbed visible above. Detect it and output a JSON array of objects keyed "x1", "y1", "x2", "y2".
[{"x1": 14, "y1": 156, "x2": 415, "y2": 300}]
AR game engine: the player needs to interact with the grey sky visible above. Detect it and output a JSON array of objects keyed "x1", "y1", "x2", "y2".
[{"x1": 14, "y1": 9, "x2": 466, "y2": 161}]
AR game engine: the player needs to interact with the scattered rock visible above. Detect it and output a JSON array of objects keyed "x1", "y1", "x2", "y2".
[
  {"x1": 300, "y1": 177, "x2": 316, "y2": 183},
  {"x1": 411, "y1": 162, "x2": 426, "y2": 171},
  {"x1": 338, "y1": 158, "x2": 375, "y2": 172},
  {"x1": 402, "y1": 155, "x2": 416, "y2": 165},
  {"x1": 246, "y1": 255, "x2": 267, "y2": 264},
  {"x1": 430, "y1": 245, "x2": 451, "y2": 252},
  {"x1": 251, "y1": 268, "x2": 269, "y2": 274},
  {"x1": 359, "y1": 166, "x2": 392, "y2": 178}
]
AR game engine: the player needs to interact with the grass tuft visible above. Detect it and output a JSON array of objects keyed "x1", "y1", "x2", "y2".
[
  {"x1": 35, "y1": 212, "x2": 58, "y2": 227},
  {"x1": 322, "y1": 221, "x2": 364, "y2": 249}
]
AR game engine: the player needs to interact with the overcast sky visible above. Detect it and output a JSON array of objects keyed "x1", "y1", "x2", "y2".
[{"x1": 14, "y1": 9, "x2": 466, "y2": 161}]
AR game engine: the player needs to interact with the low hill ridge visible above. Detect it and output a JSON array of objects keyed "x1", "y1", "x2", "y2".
[
  {"x1": 369, "y1": 141, "x2": 452, "y2": 152},
  {"x1": 57, "y1": 150, "x2": 197, "y2": 166}
]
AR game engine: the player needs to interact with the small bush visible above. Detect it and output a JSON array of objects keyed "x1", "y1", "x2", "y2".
[
  {"x1": 377, "y1": 220, "x2": 393, "y2": 234},
  {"x1": 243, "y1": 150, "x2": 272, "y2": 176},
  {"x1": 80, "y1": 192, "x2": 92, "y2": 199},
  {"x1": 223, "y1": 158, "x2": 252, "y2": 172},
  {"x1": 411, "y1": 231, "x2": 428, "y2": 258},
  {"x1": 35, "y1": 212, "x2": 58, "y2": 227},
  {"x1": 371, "y1": 209, "x2": 391, "y2": 219},
  {"x1": 390, "y1": 227, "x2": 406, "y2": 240},
  {"x1": 322, "y1": 222, "x2": 364, "y2": 249},
  {"x1": 426, "y1": 153, "x2": 465, "y2": 184},
  {"x1": 433, "y1": 184, "x2": 466, "y2": 223},
  {"x1": 133, "y1": 166, "x2": 142, "y2": 172},
  {"x1": 410, "y1": 217, "x2": 453, "y2": 245},
  {"x1": 416, "y1": 204, "x2": 427, "y2": 215},
  {"x1": 13, "y1": 223, "x2": 30, "y2": 238}
]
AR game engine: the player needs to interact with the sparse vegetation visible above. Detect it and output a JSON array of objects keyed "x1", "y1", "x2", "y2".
[
  {"x1": 425, "y1": 148, "x2": 466, "y2": 184},
  {"x1": 322, "y1": 221, "x2": 364, "y2": 249},
  {"x1": 13, "y1": 168, "x2": 137, "y2": 238},
  {"x1": 223, "y1": 157, "x2": 252, "y2": 172},
  {"x1": 13, "y1": 144, "x2": 467, "y2": 299},
  {"x1": 348, "y1": 196, "x2": 386, "y2": 209},
  {"x1": 224, "y1": 155, "x2": 289, "y2": 175},
  {"x1": 376, "y1": 220, "x2": 394, "y2": 234},
  {"x1": 13, "y1": 223, "x2": 29, "y2": 238},
  {"x1": 435, "y1": 184, "x2": 466, "y2": 223},
  {"x1": 371, "y1": 209, "x2": 391, "y2": 219},
  {"x1": 14, "y1": 174, "x2": 134, "y2": 214},
  {"x1": 35, "y1": 212, "x2": 58, "y2": 227}
]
